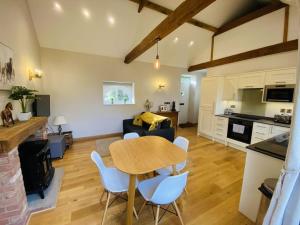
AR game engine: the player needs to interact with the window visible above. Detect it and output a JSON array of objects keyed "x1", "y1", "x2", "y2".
[{"x1": 103, "y1": 81, "x2": 135, "y2": 105}]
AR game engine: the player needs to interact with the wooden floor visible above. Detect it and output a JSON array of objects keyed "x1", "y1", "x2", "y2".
[{"x1": 29, "y1": 127, "x2": 254, "y2": 225}]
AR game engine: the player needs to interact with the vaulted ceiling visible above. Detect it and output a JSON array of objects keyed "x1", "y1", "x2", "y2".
[{"x1": 27, "y1": 0, "x2": 267, "y2": 68}]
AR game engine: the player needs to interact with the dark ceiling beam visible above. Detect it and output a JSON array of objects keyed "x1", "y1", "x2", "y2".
[
  {"x1": 214, "y1": 1, "x2": 287, "y2": 36},
  {"x1": 138, "y1": 0, "x2": 147, "y2": 13},
  {"x1": 124, "y1": 0, "x2": 216, "y2": 64},
  {"x1": 188, "y1": 39, "x2": 298, "y2": 72},
  {"x1": 129, "y1": 0, "x2": 217, "y2": 32}
]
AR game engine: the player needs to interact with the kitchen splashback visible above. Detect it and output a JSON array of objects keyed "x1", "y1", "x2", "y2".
[{"x1": 240, "y1": 89, "x2": 266, "y2": 116}]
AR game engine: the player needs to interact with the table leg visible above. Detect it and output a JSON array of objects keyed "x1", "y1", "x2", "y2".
[
  {"x1": 172, "y1": 165, "x2": 177, "y2": 175},
  {"x1": 127, "y1": 174, "x2": 136, "y2": 225}
]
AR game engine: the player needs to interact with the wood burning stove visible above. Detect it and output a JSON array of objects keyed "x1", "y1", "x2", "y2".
[{"x1": 18, "y1": 140, "x2": 55, "y2": 199}]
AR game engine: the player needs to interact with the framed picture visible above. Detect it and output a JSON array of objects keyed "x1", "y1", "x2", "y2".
[
  {"x1": 103, "y1": 81, "x2": 135, "y2": 105},
  {"x1": 159, "y1": 105, "x2": 168, "y2": 112},
  {"x1": 0, "y1": 42, "x2": 15, "y2": 90}
]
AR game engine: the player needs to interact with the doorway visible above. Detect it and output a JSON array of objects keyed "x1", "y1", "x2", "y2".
[{"x1": 179, "y1": 75, "x2": 200, "y2": 128}]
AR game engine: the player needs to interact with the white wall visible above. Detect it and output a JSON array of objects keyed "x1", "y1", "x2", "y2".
[
  {"x1": 41, "y1": 48, "x2": 185, "y2": 138},
  {"x1": 0, "y1": 0, "x2": 43, "y2": 119},
  {"x1": 207, "y1": 6, "x2": 299, "y2": 76},
  {"x1": 199, "y1": 6, "x2": 299, "y2": 117}
]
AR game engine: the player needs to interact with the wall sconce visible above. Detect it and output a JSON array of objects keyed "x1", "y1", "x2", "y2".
[
  {"x1": 29, "y1": 69, "x2": 43, "y2": 81},
  {"x1": 158, "y1": 84, "x2": 166, "y2": 89}
]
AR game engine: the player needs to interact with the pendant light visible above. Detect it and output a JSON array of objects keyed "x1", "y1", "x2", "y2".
[{"x1": 154, "y1": 38, "x2": 160, "y2": 70}]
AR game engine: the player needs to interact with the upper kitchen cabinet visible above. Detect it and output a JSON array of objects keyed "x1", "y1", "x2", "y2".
[
  {"x1": 238, "y1": 72, "x2": 265, "y2": 89},
  {"x1": 265, "y1": 68, "x2": 296, "y2": 85},
  {"x1": 223, "y1": 75, "x2": 240, "y2": 101}
]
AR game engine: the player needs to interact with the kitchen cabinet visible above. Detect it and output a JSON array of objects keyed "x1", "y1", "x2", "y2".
[
  {"x1": 270, "y1": 126, "x2": 290, "y2": 137},
  {"x1": 198, "y1": 106, "x2": 214, "y2": 137},
  {"x1": 223, "y1": 75, "x2": 239, "y2": 101},
  {"x1": 265, "y1": 68, "x2": 296, "y2": 85},
  {"x1": 238, "y1": 72, "x2": 265, "y2": 89},
  {"x1": 198, "y1": 76, "x2": 224, "y2": 137},
  {"x1": 251, "y1": 122, "x2": 290, "y2": 144},
  {"x1": 200, "y1": 77, "x2": 220, "y2": 108},
  {"x1": 213, "y1": 116, "x2": 229, "y2": 144}
]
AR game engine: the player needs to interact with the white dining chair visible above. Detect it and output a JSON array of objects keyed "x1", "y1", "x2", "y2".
[
  {"x1": 124, "y1": 132, "x2": 140, "y2": 140},
  {"x1": 137, "y1": 172, "x2": 189, "y2": 225},
  {"x1": 156, "y1": 136, "x2": 189, "y2": 175},
  {"x1": 90, "y1": 151, "x2": 138, "y2": 225}
]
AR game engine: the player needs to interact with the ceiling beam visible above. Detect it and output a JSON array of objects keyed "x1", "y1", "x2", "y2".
[
  {"x1": 138, "y1": 0, "x2": 147, "y2": 13},
  {"x1": 214, "y1": 2, "x2": 287, "y2": 36},
  {"x1": 188, "y1": 39, "x2": 298, "y2": 72},
  {"x1": 129, "y1": 0, "x2": 217, "y2": 32},
  {"x1": 124, "y1": 0, "x2": 216, "y2": 64}
]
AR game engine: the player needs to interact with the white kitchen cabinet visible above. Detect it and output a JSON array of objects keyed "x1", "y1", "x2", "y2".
[
  {"x1": 265, "y1": 68, "x2": 296, "y2": 85},
  {"x1": 238, "y1": 72, "x2": 265, "y2": 89},
  {"x1": 270, "y1": 126, "x2": 290, "y2": 137},
  {"x1": 223, "y1": 75, "x2": 239, "y2": 101},
  {"x1": 251, "y1": 123, "x2": 272, "y2": 144},
  {"x1": 213, "y1": 116, "x2": 229, "y2": 143},
  {"x1": 198, "y1": 106, "x2": 214, "y2": 137},
  {"x1": 200, "y1": 77, "x2": 220, "y2": 108},
  {"x1": 251, "y1": 122, "x2": 290, "y2": 144}
]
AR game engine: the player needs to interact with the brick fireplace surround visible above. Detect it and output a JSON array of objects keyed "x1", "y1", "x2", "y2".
[
  {"x1": 0, "y1": 117, "x2": 47, "y2": 225},
  {"x1": 0, "y1": 148, "x2": 29, "y2": 225}
]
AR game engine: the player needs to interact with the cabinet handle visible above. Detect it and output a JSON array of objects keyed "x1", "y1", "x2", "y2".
[
  {"x1": 275, "y1": 81, "x2": 286, "y2": 84},
  {"x1": 255, "y1": 132, "x2": 265, "y2": 135},
  {"x1": 245, "y1": 85, "x2": 253, "y2": 88}
]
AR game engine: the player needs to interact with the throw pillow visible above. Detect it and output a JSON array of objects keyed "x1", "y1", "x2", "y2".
[{"x1": 133, "y1": 114, "x2": 143, "y2": 126}]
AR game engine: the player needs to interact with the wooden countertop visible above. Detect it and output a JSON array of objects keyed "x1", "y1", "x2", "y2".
[{"x1": 0, "y1": 117, "x2": 48, "y2": 153}]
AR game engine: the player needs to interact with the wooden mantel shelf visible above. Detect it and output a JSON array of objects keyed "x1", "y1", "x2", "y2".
[{"x1": 0, "y1": 117, "x2": 48, "y2": 153}]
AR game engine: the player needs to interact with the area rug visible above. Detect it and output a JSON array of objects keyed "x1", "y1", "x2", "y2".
[
  {"x1": 96, "y1": 137, "x2": 122, "y2": 157},
  {"x1": 27, "y1": 168, "x2": 64, "y2": 213}
]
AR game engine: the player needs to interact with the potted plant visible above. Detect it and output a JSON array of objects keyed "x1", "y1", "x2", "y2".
[{"x1": 9, "y1": 86, "x2": 37, "y2": 121}]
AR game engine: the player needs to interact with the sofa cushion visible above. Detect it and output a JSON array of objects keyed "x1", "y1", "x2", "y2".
[{"x1": 125, "y1": 125, "x2": 146, "y2": 136}]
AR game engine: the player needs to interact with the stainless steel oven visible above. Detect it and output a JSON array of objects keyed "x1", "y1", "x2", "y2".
[{"x1": 263, "y1": 85, "x2": 295, "y2": 103}]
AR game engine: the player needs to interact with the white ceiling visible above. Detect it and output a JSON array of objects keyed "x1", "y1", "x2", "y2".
[{"x1": 27, "y1": 0, "x2": 256, "y2": 68}]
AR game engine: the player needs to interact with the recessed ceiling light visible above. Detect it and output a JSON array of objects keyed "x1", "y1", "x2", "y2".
[
  {"x1": 53, "y1": 2, "x2": 62, "y2": 12},
  {"x1": 188, "y1": 41, "x2": 194, "y2": 47},
  {"x1": 173, "y1": 37, "x2": 179, "y2": 43},
  {"x1": 107, "y1": 15, "x2": 115, "y2": 26},
  {"x1": 82, "y1": 8, "x2": 91, "y2": 19}
]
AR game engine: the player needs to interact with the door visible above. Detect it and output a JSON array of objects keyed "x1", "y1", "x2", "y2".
[{"x1": 179, "y1": 77, "x2": 190, "y2": 124}]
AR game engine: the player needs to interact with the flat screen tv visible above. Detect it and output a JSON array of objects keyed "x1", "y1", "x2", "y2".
[{"x1": 32, "y1": 95, "x2": 50, "y2": 117}]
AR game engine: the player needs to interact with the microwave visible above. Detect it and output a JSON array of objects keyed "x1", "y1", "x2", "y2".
[{"x1": 263, "y1": 84, "x2": 295, "y2": 103}]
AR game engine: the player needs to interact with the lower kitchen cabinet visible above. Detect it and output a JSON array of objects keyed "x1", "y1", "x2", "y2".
[
  {"x1": 213, "y1": 116, "x2": 229, "y2": 144},
  {"x1": 251, "y1": 122, "x2": 290, "y2": 144},
  {"x1": 198, "y1": 107, "x2": 214, "y2": 138}
]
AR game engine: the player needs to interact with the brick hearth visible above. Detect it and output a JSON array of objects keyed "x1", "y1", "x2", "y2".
[{"x1": 0, "y1": 147, "x2": 29, "y2": 225}]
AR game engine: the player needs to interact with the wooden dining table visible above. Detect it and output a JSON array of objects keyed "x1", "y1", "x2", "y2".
[{"x1": 109, "y1": 136, "x2": 187, "y2": 225}]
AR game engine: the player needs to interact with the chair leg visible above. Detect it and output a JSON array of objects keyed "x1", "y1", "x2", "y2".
[
  {"x1": 184, "y1": 187, "x2": 188, "y2": 195},
  {"x1": 133, "y1": 206, "x2": 139, "y2": 220},
  {"x1": 101, "y1": 192, "x2": 111, "y2": 225},
  {"x1": 100, "y1": 190, "x2": 106, "y2": 202},
  {"x1": 173, "y1": 201, "x2": 184, "y2": 225},
  {"x1": 138, "y1": 201, "x2": 147, "y2": 216},
  {"x1": 155, "y1": 205, "x2": 160, "y2": 225}
]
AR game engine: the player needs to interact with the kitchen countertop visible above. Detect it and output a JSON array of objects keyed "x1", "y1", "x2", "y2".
[
  {"x1": 216, "y1": 114, "x2": 291, "y2": 128},
  {"x1": 246, "y1": 133, "x2": 289, "y2": 160}
]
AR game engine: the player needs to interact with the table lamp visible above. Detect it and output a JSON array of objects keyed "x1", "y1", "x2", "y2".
[{"x1": 53, "y1": 116, "x2": 67, "y2": 135}]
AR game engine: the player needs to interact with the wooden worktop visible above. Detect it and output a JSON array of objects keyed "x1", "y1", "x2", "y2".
[{"x1": 0, "y1": 117, "x2": 48, "y2": 153}]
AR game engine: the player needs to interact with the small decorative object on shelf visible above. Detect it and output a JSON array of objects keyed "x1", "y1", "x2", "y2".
[
  {"x1": 53, "y1": 116, "x2": 67, "y2": 135},
  {"x1": 1, "y1": 102, "x2": 14, "y2": 127},
  {"x1": 144, "y1": 99, "x2": 153, "y2": 112},
  {"x1": 171, "y1": 101, "x2": 176, "y2": 112},
  {"x1": 159, "y1": 105, "x2": 168, "y2": 112},
  {"x1": 9, "y1": 86, "x2": 37, "y2": 121}
]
